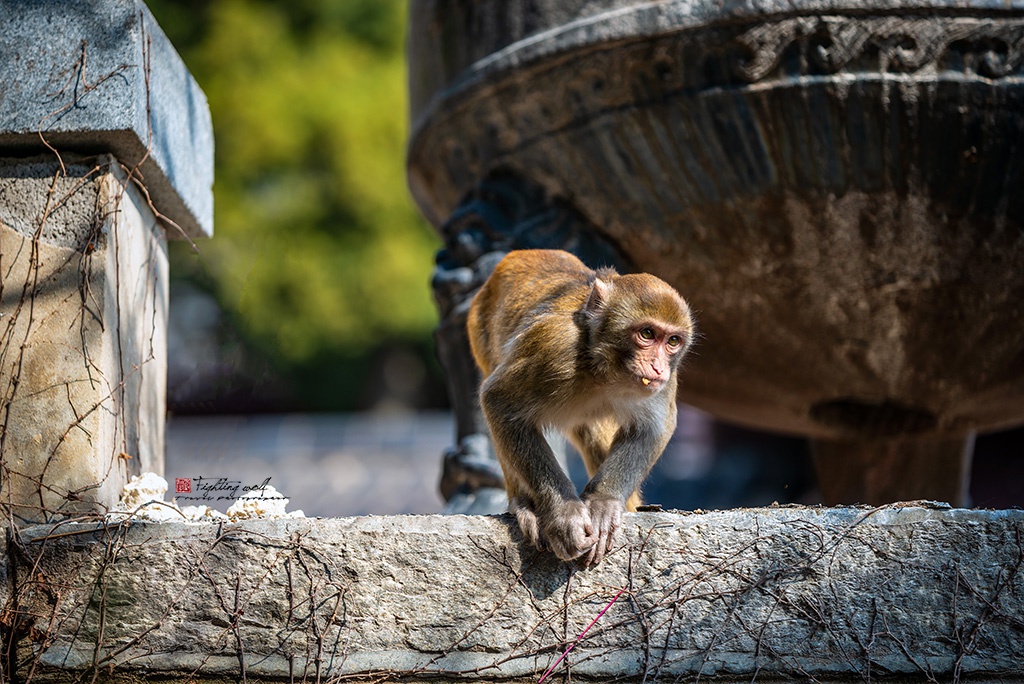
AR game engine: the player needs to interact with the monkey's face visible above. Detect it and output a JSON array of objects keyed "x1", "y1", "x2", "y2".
[
  {"x1": 624, "y1": 322, "x2": 689, "y2": 392},
  {"x1": 580, "y1": 271, "x2": 693, "y2": 394}
]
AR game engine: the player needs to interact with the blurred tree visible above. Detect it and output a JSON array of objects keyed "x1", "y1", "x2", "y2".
[{"x1": 146, "y1": 0, "x2": 443, "y2": 412}]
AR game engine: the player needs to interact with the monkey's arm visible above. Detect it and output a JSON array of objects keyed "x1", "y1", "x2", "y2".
[
  {"x1": 580, "y1": 399, "x2": 677, "y2": 564},
  {"x1": 481, "y1": 379, "x2": 599, "y2": 560}
]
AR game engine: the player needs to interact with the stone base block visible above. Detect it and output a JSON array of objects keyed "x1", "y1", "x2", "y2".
[{"x1": 0, "y1": 154, "x2": 167, "y2": 523}]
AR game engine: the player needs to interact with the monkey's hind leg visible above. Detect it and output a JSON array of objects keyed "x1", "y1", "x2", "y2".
[{"x1": 570, "y1": 420, "x2": 642, "y2": 512}]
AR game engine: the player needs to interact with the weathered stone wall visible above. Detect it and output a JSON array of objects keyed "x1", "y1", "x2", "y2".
[{"x1": 9, "y1": 506, "x2": 1024, "y2": 682}]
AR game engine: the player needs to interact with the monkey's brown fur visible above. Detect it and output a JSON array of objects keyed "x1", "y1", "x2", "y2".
[{"x1": 468, "y1": 249, "x2": 693, "y2": 565}]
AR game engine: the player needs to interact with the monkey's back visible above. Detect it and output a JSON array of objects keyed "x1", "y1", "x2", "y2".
[{"x1": 467, "y1": 250, "x2": 594, "y2": 378}]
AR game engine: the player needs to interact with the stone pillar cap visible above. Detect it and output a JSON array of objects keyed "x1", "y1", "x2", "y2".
[{"x1": 0, "y1": 0, "x2": 214, "y2": 239}]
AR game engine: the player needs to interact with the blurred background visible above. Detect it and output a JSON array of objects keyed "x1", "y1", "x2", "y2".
[{"x1": 148, "y1": 0, "x2": 1023, "y2": 517}]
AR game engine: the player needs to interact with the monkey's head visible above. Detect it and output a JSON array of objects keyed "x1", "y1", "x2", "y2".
[{"x1": 579, "y1": 272, "x2": 693, "y2": 393}]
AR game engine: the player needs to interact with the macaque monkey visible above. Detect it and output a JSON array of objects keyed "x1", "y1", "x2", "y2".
[{"x1": 467, "y1": 249, "x2": 693, "y2": 565}]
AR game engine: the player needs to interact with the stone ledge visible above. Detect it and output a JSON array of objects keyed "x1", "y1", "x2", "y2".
[
  {"x1": 0, "y1": 0, "x2": 213, "y2": 238},
  {"x1": 10, "y1": 506, "x2": 1024, "y2": 682}
]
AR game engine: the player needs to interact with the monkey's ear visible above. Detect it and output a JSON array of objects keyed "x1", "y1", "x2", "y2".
[{"x1": 584, "y1": 278, "x2": 613, "y2": 314}]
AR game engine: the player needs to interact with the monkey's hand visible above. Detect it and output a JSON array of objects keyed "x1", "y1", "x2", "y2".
[
  {"x1": 582, "y1": 497, "x2": 623, "y2": 566},
  {"x1": 513, "y1": 497, "x2": 597, "y2": 561},
  {"x1": 508, "y1": 496, "x2": 543, "y2": 549},
  {"x1": 542, "y1": 499, "x2": 599, "y2": 561}
]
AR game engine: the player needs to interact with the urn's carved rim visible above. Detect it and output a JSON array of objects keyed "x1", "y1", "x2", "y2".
[
  {"x1": 408, "y1": 7, "x2": 1024, "y2": 224},
  {"x1": 410, "y1": 0, "x2": 1024, "y2": 129},
  {"x1": 411, "y1": 8, "x2": 1024, "y2": 140}
]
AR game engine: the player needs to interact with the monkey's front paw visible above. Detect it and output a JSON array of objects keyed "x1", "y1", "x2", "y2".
[
  {"x1": 509, "y1": 496, "x2": 542, "y2": 548},
  {"x1": 582, "y1": 498, "x2": 623, "y2": 566},
  {"x1": 543, "y1": 500, "x2": 598, "y2": 561}
]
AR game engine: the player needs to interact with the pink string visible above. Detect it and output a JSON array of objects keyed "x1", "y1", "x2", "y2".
[{"x1": 537, "y1": 585, "x2": 626, "y2": 684}]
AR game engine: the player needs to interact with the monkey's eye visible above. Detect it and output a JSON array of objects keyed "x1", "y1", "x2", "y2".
[
  {"x1": 639, "y1": 328, "x2": 655, "y2": 341},
  {"x1": 668, "y1": 335, "x2": 683, "y2": 348}
]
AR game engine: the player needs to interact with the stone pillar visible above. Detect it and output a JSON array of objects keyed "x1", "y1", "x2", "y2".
[{"x1": 0, "y1": 0, "x2": 213, "y2": 523}]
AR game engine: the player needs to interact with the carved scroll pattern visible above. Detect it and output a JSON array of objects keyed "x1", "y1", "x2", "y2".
[{"x1": 735, "y1": 16, "x2": 1024, "y2": 82}]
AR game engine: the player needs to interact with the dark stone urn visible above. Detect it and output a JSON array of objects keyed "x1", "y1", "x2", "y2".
[{"x1": 406, "y1": 0, "x2": 1024, "y2": 509}]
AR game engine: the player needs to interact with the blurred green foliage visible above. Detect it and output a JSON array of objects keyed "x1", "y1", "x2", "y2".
[{"x1": 146, "y1": 0, "x2": 443, "y2": 411}]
